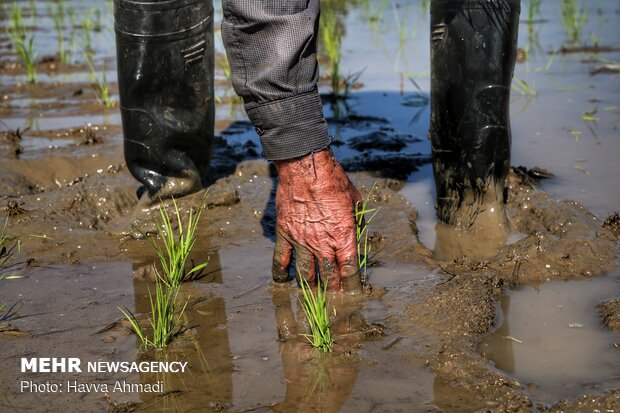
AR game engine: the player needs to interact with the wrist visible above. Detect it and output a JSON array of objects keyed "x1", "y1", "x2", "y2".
[{"x1": 274, "y1": 148, "x2": 336, "y2": 185}]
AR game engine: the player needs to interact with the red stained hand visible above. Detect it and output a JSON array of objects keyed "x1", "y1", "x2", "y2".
[{"x1": 272, "y1": 149, "x2": 362, "y2": 294}]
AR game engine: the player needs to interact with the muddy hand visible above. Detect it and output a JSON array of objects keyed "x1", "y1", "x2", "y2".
[{"x1": 272, "y1": 149, "x2": 362, "y2": 294}]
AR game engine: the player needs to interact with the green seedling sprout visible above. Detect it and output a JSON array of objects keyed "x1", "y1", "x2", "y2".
[
  {"x1": 9, "y1": 3, "x2": 37, "y2": 83},
  {"x1": 320, "y1": 7, "x2": 344, "y2": 100},
  {"x1": 511, "y1": 78, "x2": 537, "y2": 96},
  {"x1": 119, "y1": 271, "x2": 188, "y2": 350},
  {"x1": 403, "y1": 77, "x2": 430, "y2": 107},
  {"x1": 527, "y1": 0, "x2": 542, "y2": 24},
  {"x1": 355, "y1": 184, "x2": 379, "y2": 285},
  {"x1": 536, "y1": 51, "x2": 557, "y2": 72},
  {"x1": 48, "y1": 0, "x2": 69, "y2": 64},
  {"x1": 560, "y1": 0, "x2": 588, "y2": 45},
  {"x1": 86, "y1": 59, "x2": 115, "y2": 108},
  {"x1": 0, "y1": 217, "x2": 21, "y2": 278},
  {"x1": 81, "y1": 8, "x2": 97, "y2": 55},
  {"x1": 298, "y1": 274, "x2": 333, "y2": 353},
  {"x1": 146, "y1": 196, "x2": 209, "y2": 289},
  {"x1": 582, "y1": 107, "x2": 599, "y2": 122}
]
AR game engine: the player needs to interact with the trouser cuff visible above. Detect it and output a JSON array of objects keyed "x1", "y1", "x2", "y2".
[{"x1": 245, "y1": 92, "x2": 330, "y2": 161}]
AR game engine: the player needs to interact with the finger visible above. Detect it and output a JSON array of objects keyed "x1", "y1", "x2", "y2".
[
  {"x1": 292, "y1": 242, "x2": 316, "y2": 285},
  {"x1": 336, "y1": 246, "x2": 362, "y2": 295},
  {"x1": 336, "y1": 248, "x2": 362, "y2": 294},
  {"x1": 271, "y1": 286, "x2": 296, "y2": 341},
  {"x1": 272, "y1": 228, "x2": 293, "y2": 283},
  {"x1": 318, "y1": 253, "x2": 340, "y2": 291},
  {"x1": 350, "y1": 185, "x2": 363, "y2": 206}
]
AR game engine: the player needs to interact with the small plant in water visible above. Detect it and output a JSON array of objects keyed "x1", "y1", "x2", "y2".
[
  {"x1": 320, "y1": 7, "x2": 344, "y2": 100},
  {"x1": 560, "y1": 0, "x2": 588, "y2": 45},
  {"x1": 0, "y1": 217, "x2": 21, "y2": 278},
  {"x1": 527, "y1": 0, "x2": 542, "y2": 24},
  {"x1": 48, "y1": 0, "x2": 69, "y2": 64},
  {"x1": 9, "y1": 3, "x2": 37, "y2": 83},
  {"x1": 81, "y1": 8, "x2": 98, "y2": 55},
  {"x1": 355, "y1": 184, "x2": 379, "y2": 284},
  {"x1": 298, "y1": 274, "x2": 333, "y2": 353},
  {"x1": 147, "y1": 196, "x2": 209, "y2": 289},
  {"x1": 511, "y1": 77, "x2": 537, "y2": 97},
  {"x1": 87, "y1": 59, "x2": 115, "y2": 108},
  {"x1": 120, "y1": 272, "x2": 188, "y2": 350}
]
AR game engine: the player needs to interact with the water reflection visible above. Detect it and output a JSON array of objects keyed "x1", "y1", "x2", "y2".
[
  {"x1": 130, "y1": 250, "x2": 234, "y2": 411},
  {"x1": 479, "y1": 277, "x2": 620, "y2": 402},
  {"x1": 271, "y1": 286, "x2": 360, "y2": 412}
]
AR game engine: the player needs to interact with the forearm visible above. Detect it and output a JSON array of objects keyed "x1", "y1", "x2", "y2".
[{"x1": 221, "y1": 0, "x2": 330, "y2": 160}]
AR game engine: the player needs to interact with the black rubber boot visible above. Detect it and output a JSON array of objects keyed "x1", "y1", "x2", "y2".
[
  {"x1": 430, "y1": 0, "x2": 520, "y2": 228},
  {"x1": 114, "y1": 0, "x2": 214, "y2": 204}
]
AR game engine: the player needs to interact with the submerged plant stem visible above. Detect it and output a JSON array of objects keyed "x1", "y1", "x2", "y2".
[{"x1": 298, "y1": 275, "x2": 333, "y2": 353}]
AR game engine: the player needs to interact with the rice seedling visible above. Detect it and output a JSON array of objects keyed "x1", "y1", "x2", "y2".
[
  {"x1": 355, "y1": 184, "x2": 379, "y2": 285},
  {"x1": 320, "y1": 7, "x2": 344, "y2": 100},
  {"x1": 47, "y1": 0, "x2": 69, "y2": 64},
  {"x1": 403, "y1": 77, "x2": 430, "y2": 107},
  {"x1": 9, "y1": 3, "x2": 37, "y2": 83},
  {"x1": 298, "y1": 274, "x2": 333, "y2": 353},
  {"x1": 511, "y1": 78, "x2": 537, "y2": 96},
  {"x1": 81, "y1": 8, "x2": 98, "y2": 55},
  {"x1": 588, "y1": 32, "x2": 600, "y2": 48},
  {"x1": 86, "y1": 59, "x2": 115, "y2": 108},
  {"x1": 0, "y1": 292, "x2": 22, "y2": 322},
  {"x1": 569, "y1": 129, "x2": 582, "y2": 141},
  {"x1": 403, "y1": 77, "x2": 430, "y2": 123},
  {"x1": 527, "y1": 0, "x2": 542, "y2": 24},
  {"x1": 560, "y1": 0, "x2": 588, "y2": 45},
  {"x1": 28, "y1": 0, "x2": 36, "y2": 15},
  {"x1": 535, "y1": 51, "x2": 557, "y2": 72},
  {"x1": 582, "y1": 107, "x2": 599, "y2": 122},
  {"x1": 145, "y1": 196, "x2": 209, "y2": 289},
  {"x1": 119, "y1": 272, "x2": 188, "y2": 350},
  {"x1": 0, "y1": 217, "x2": 21, "y2": 278}
]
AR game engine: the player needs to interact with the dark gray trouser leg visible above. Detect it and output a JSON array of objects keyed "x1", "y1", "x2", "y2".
[
  {"x1": 430, "y1": 0, "x2": 520, "y2": 227},
  {"x1": 114, "y1": 0, "x2": 214, "y2": 200},
  {"x1": 221, "y1": 0, "x2": 331, "y2": 161}
]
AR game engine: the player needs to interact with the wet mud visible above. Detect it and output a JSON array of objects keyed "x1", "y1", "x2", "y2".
[
  {"x1": 599, "y1": 299, "x2": 620, "y2": 331},
  {"x1": 1, "y1": 129, "x2": 618, "y2": 411}
]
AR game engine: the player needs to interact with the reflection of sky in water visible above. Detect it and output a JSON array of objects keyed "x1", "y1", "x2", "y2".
[{"x1": 480, "y1": 276, "x2": 620, "y2": 403}]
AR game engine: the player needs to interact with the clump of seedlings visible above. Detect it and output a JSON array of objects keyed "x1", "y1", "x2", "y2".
[
  {"x1": 9, "y1": 2, "x2": 37, "y2": 83},
  {"x1": 320, "y1": 3, "x2": 363, "y2": 102},
  {"x1": 120, "y1": 197, "x2": 208, "y2": 350},
  {"x1": 86, "y1": 58, "x2": 115, "y2": 108},
  {"x1": 120, "y1": 273, "x2": 188, "y2": 350},
  {"x1": 355, "y1": 184, "x2": 379, "y2": 284},
  {"x1": 298, "y1": 274, "x2": 333, "y2": 353},
  {"x1": 560, "y1": 0, "x2": 588, "y2": 45},
  {"x1": 148, "y1": 197, "x2": 209, "y2": 289},
  {"x1": 320, "y1": 5, "x2": 344, "y2": 100}
]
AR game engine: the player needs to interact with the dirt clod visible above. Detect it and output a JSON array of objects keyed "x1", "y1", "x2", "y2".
[
  {"x1": 598, "y1": 299, "x2": 620, "y2": 330},
  {"x1": 603, "y1": 212, "x2": 620, "y2": 238}
]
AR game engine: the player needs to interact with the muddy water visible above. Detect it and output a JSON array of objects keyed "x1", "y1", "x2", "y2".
[
  {"x1": 0, "y1": 242, "x2": 439, "y2": 412},
  {"x1": 479, "y1": 275, "x2": 620, "y2": 403}
]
